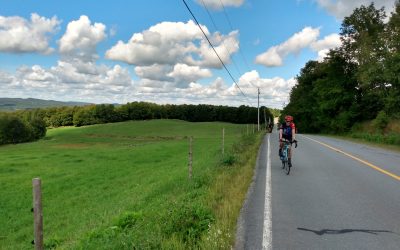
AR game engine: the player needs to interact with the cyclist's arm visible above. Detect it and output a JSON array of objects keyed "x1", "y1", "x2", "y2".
[
  {"x1": 292, "y1": 126, "x2": 296, "y2": 141},
  {"x1": 279, "y1": 127, "x2": 283, "y2": 141}
]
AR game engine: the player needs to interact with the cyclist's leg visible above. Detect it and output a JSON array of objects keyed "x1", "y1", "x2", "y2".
[
  {"x1": 288, "y1": 144, "x2": 292, "y2": 167},
  {"x1": 279, "y1": 141, "x2": 283, "y2": 157}
]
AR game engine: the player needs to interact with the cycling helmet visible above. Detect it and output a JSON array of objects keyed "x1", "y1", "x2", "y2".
[{"x1": 285, "y1": 115, "x2": 293, "y2": 122}]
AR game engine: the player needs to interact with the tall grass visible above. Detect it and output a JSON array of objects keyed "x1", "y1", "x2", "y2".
[{"x1": 348, "y1": 119, "x2": 400, "y2": 146}]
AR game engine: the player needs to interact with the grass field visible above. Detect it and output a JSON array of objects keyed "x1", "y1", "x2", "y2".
[{"x1": 0, "y1": 119, "x2": 261, "y2": 249}]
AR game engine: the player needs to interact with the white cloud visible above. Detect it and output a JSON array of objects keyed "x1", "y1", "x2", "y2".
[
  {"x1": 132, "y1": 70, "x2": 294, "y2": 108},
  {"x1": 0, "y1": 61, "x2": 134, "y2": 103},
  {"x1": 106, "y1": 20, "x2": 205, "y2": 66},
  {"x1": 255, "y1": 27, "x2": 320, "y2": 67},
  {"x1": 0, "y1": 13, "x2": 60, "y2": 54},
  {"x1": 167, "y1": 64, "x2": 212, "y2": 86},
  {"x1": 106, "y1": 21, "x2": 239, "y2": 68},
  {"x1": 106, "y1": 20, "x2": 240, "y2": 89},
  {"x1": 310, "y1": 33, "x2": 342, "y2": 61},
  {"x1": 59, "y1": 15, "x2": 106, "y2": 62},
  {"x1": 195, "y1": 0, "x2": 245, "y2": 10},
  {"x1": 0, "y1": 71, "x2": 15, "y2": 84},
  {"x1": 315, "y1": 0, "x2": 397, "y2": 19}
]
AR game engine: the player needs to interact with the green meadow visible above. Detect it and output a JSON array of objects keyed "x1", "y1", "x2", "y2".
[{"x1": 0, "y1": 119, "x2": 262, "y2": 249}]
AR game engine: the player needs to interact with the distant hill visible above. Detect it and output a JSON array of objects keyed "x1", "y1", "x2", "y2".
[{"x1": 0, "y1": 98, "x2": 91, "y2": 111}]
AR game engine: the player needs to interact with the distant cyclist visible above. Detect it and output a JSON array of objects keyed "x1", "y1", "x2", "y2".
[{"x1": 279, "y1": 115, "x2": 297, "y2": 167}]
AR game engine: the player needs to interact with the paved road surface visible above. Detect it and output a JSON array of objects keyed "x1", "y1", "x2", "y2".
[{"x1": 235, "y1": 130, "x2": 400, "y2": 250}]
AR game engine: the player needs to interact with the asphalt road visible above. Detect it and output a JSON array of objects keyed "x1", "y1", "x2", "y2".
[{"x1": 235, "y1": 130, "x2": 400, "y2": 250}]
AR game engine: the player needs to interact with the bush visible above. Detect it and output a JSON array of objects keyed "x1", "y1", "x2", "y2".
[
  {"x1": 0, "y1": 113, "x2": 47, "y2": 145},
  {"x1": 372, "y1": 110, "x2": 389, "y2": 132}
]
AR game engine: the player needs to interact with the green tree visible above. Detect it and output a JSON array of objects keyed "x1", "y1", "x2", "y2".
[{"x1": 340, "y1": 3, "x2": 387, "y2": 118}]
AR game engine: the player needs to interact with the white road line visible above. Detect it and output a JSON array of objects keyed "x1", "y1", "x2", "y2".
[{"x1": 263, "y1": 134, "x2": 272, "y2": 250}]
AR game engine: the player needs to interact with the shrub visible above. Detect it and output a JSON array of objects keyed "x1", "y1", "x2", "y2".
[
  {"x1": 0, "y1": 113, "x2": 47, "y2": 145},
  {"x1": 0, "y1": 115, "x2": 30, "y2": 144},
  {"x1": 372, "y1": 110, "x2": 389, "y2": 133}
]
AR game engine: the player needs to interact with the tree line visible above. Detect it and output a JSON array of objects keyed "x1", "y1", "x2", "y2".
[
  {"x1": 0, "y1": 102, "x2": 273, "y2": 145},
  {"x1": 283, "y1": 2, "x2": 400, "y2": 133}
]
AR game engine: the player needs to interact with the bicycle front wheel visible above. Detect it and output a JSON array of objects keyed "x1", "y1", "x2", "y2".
[{"x1": 285, "y1": 161, "x2": 290, "y2": 175}]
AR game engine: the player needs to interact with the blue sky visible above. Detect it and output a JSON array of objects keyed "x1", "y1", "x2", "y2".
[{"x1": 0, "y1": 0, "x2": 396, "y2": 107}]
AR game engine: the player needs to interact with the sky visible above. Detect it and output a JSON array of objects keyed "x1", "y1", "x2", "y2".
[{"x1": 0, "y1": 0, "x2": 397, "y2": 108}]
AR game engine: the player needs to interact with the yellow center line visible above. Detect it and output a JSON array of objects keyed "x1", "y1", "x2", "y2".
[{"x1": 301, "y1": 135, "x2": 400, "y2": 181}]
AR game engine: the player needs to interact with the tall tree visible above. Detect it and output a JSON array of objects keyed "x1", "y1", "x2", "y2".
[
  {"x1": 384, "y1": 1, "x2": 400, "y2": 115},
  {"x1": 340, "y1": 3, "x2": 387, "y2": 118}
]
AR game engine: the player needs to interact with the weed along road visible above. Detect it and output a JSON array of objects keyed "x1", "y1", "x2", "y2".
[{"x1": 236, "y1": 129, "x2": 400, "y2": 250}]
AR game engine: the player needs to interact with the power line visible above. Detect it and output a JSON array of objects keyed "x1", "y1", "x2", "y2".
[
  {"x1": 199, "y1": 0, "x2": 242, "y2": 81},
  {"x1": 219, "y1": 0, "x2": 252, "y2": 72},
  {"x1": 199, "y1": 0, "x2": 259, "y2": 103},
  {"x1": 182, "y1": 0, "x2": 247, "y2": 98}
]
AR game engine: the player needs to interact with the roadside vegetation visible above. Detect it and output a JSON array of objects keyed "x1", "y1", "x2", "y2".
[
  {"x1": 282, "y1": 2, "x2": 400, "y2": 146},
  {"x1": 0, "y1": 119, "x2": 263, "y2": 249}
]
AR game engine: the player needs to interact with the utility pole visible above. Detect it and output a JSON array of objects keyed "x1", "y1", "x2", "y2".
[{"x1": 257, "y1": 88, "x2": 260, "y2": 132}]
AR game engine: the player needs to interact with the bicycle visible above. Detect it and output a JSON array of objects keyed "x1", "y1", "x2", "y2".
[{"x1": 280, "y1": 139, "x2": 297, "y2": 175}]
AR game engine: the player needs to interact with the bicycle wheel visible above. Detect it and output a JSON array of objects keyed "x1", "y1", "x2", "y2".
[{"x1": 286, "y1": 162, "x2": 290, "y2": 175}]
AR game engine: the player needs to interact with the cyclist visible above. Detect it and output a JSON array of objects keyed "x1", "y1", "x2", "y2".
[{"x1": 279, "y1": 115, "x2": 297, "y2": 167}]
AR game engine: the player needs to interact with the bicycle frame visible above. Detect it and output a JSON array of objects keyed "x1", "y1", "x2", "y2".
[{"x1": 281, "y1": 140, "x2": 291, "y2": 175}]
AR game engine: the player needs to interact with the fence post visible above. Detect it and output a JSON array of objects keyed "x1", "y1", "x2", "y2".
[
  {"x1": 222, "y1": 128, "x2": 225, "y2": 157},
  {"x1": 188, "y1": 136, "x2": 193, "y2": 179},
  {"x1": 32, "y1": 178, "x2": 43, "y2": 250}
]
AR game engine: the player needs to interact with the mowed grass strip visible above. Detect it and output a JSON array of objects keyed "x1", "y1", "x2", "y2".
[{"x1": 0, "y1": 119, "x2": 260, "y2": 249}]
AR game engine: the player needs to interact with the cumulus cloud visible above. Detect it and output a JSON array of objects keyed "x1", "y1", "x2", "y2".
[
  {"x1": 107, "y1": 20, "x2": 239, "y2": 89},
  {"x1": 255, "y1": 26, "x2": 343, "y2": 66},
  {"x1": 0, "y1": 15, "x2": 136, "y2": 103},
  {"x1": 131, "y1": 70, "x2": 294, "y2": 108},
  {"x1": 255, "y1": 27, "x2": 320, "y2": 67},
  {"x1": 167, "y1": 64, "x2": 212, "y2": 86},
  {"x1": 310, "y1": 33, "x2": 342, "y2": 60},
  {"x1": 315, "y1": 0, "x2": 397, "y2": 19},
  {"x1": 59, "y1": 15, "x2": 106, "y2": 62},
  {"x1": 106, "y1": 20, "x2": 239, "y2": 68},
  {"x1": 0, "y1": 13, "x2": 60, "y2": 54},
  {"x1": 0, "y1": 71, "x2": 15, "y2": 84}
]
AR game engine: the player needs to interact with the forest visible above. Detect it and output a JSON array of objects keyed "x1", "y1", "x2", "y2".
[{"x1": 283, "y1": 3, "x2": 400, "y2": 134}]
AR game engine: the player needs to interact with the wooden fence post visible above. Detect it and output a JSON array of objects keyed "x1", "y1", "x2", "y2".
[
  {"x1": 32, "y1": 178, "x2": 43, "y2": 250},
  {"x1": 222, "y1": 128, "x2": 225, "y2": 157},
  {"x1": 188, "y1": 136, "x2": 193, "y2": 179}
]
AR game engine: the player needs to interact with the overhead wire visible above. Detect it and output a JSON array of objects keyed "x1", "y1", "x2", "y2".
[
  {"x1": 182, "y1": 0, "x2": 248, "y2": 99},
  {"x1": 199, "y1": 0, "x2": 243, "y2": 81},
  {"x1": 218, "y1": 0, "x2": 258, "y2": 89}
]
